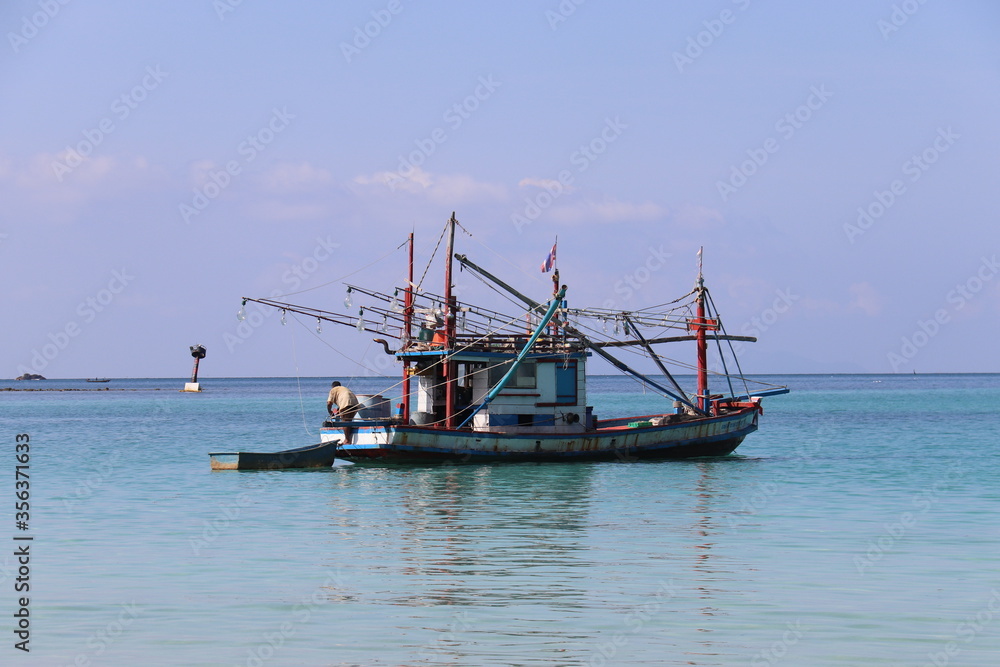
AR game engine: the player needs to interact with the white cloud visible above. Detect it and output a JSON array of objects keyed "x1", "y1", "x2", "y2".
[
  {"x1": 849, "y1": 282, "x2": 883, "y2": 316},
  {"x1": 518, "y1": 177, "x2": 576, "y2": 194},
  {"x1": 15, "y1": 151, "x2": 117, "y2": 190},
  {"x1": 247, "y1": 199, "x2": 330, "y2": 222},
  {"x1": 672, "y1": 203, "x2": 724, "y2": 229},
  {"x1": 0, "y1": 152, "x2": 159, "y2": 224},
  {"x1": 260, "y1": 162, "x2": 333, "y2": 194},
  {"x1": 547, "y1": 198, "x2": 665, "y2": 225},
  {"x1": 187, "y1": 159, "x2": 221, "y2": 187},
  {"x1": 352, "y1": 167, "x2": 507, "y2": 205}
]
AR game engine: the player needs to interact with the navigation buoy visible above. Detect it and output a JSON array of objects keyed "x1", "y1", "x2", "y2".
[{"x1": 182, "y1": 344, "x2": 207, "y2": 392}]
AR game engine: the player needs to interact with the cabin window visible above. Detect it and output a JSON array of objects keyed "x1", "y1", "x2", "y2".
[{"x1": 490, "y1": 359, "x2": 536, "y2": 389}]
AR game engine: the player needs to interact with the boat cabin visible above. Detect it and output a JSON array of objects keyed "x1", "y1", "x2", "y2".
[{"x1": 398, "y1": 335, "x2": 593, "y2": 433}]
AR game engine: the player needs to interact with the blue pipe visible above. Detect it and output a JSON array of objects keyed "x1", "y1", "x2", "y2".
[{"x1": 458, "y1": 288, "x2": 566, "y2": 429}]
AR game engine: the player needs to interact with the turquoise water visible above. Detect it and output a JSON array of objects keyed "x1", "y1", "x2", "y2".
[{"x1": 2, "y1": 374, "x2": 999, "y2": 666}]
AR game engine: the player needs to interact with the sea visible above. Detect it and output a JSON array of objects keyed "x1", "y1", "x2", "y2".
[{"x1": 1, "y1": 373, "x2": 998, "y2": 666}]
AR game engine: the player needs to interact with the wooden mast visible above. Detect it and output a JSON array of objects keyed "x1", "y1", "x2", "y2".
[
  {"x1": 402, "y1": 231, "x2": 414, "y2": 423},
  {"x1": 443, "y1": 213, "x2": 458, "y2": 427},
  {"x1": 690, "y1": 247, "x2": 718, "y2": 414},
  {"x1": 695, "y1": 273, "x2": 709, "y2": 413}
]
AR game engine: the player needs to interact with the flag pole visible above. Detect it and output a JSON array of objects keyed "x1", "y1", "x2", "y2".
[{"x1": 551, "y1": 236, "x2": 559, "y2": 297}]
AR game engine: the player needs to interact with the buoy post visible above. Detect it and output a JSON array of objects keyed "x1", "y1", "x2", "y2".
[{"x1": 182, "y1": 344, "x2": 207, "y2": 392}]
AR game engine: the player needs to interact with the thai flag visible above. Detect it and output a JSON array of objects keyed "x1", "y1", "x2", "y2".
[{"x1": 540, "y1": 242, "x2": 557, "y2": 273}]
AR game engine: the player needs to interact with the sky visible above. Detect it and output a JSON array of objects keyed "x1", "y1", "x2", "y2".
[{"x1": 1, "y1": 0, "x2": 998, "y2": 380}]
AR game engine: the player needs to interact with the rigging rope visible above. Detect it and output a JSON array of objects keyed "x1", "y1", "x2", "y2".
[
  {"x1": 415, "y1": 222, "x2": 448, "y2": 294},
  {"x1": 288, "y1": 314, "x2": 314, "y2": 436}
]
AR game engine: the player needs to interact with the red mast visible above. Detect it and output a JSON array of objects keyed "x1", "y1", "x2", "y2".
[
  {"x1": 695, "y1": 277, "x2": 709, "y2": 413},
  {"x1": 688, "y1": 247, "x2": 717, "y2": 414},
  {"x1": 401, "y1": 231, "x2": 414, "y2": 423},
  {"x1": 443, "y1": 213, "x2": 458, "y2": 428}
]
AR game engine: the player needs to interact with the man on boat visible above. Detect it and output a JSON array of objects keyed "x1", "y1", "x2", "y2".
[{"x1": 327, "y1": 381, "x2": 360, "y2": 443}]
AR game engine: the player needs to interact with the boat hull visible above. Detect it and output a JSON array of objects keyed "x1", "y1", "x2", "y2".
[
  {"x1": 322, "y1": 406, "x2": 759, "y2": 463},
  {"x1": 209, "y1": 440, "x2": 340, "y2": 470}
]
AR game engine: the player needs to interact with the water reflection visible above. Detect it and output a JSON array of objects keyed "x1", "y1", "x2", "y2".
[
  {"x1": 391, "y1": 464, "x2": 594, "y2": 607},
  {"x1": 372, "y1": 464, "x2": 599, "y2": 663},
  {"x1": 320, "y1": 459, "x2": 756, "y2": 665}
]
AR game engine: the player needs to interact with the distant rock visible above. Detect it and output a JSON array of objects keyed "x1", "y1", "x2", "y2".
[{"x1": 14, "y1": 373, "x2": 45, "y2": 381}]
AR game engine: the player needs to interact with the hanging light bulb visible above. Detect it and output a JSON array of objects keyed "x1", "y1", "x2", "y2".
[
  {"x1": 280, "y1": 310, "x2": 287, "y2": 326},
  {"x1": 602, "y1": 318, "x2": 608, "y2": 333},
  {"x1": 344, "y1": 286, "x2": 353, "y2": 309},
  {"x1": 236, "y1": 299, "x2": 247, "y2": 322},
  {"x1": 614, "y1": 320, "x2": 620, "y2": 336},
  {"x1": 356, "y1": 307, "x2": 364, "y2": 331},
  {"x1": 380, "y1": 314, "x2": 388, "y2": 332},
  {"x1": 390, "y1": 289, "x2": 401, "y2": 312},
  {"x1": 316, "y1": 318, "x2": 323, "y2": 334}
]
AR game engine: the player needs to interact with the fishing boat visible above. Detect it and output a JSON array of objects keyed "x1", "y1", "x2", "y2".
[
  {"x1": 239, "y1": 214, "x2": 788, "y2": 463},
  {"x1": 209, "y1": 440, "x2": 341, "y2": 470},
  {"x1": 86, "y1": 378, "x2": 110, "y2": 383}
]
